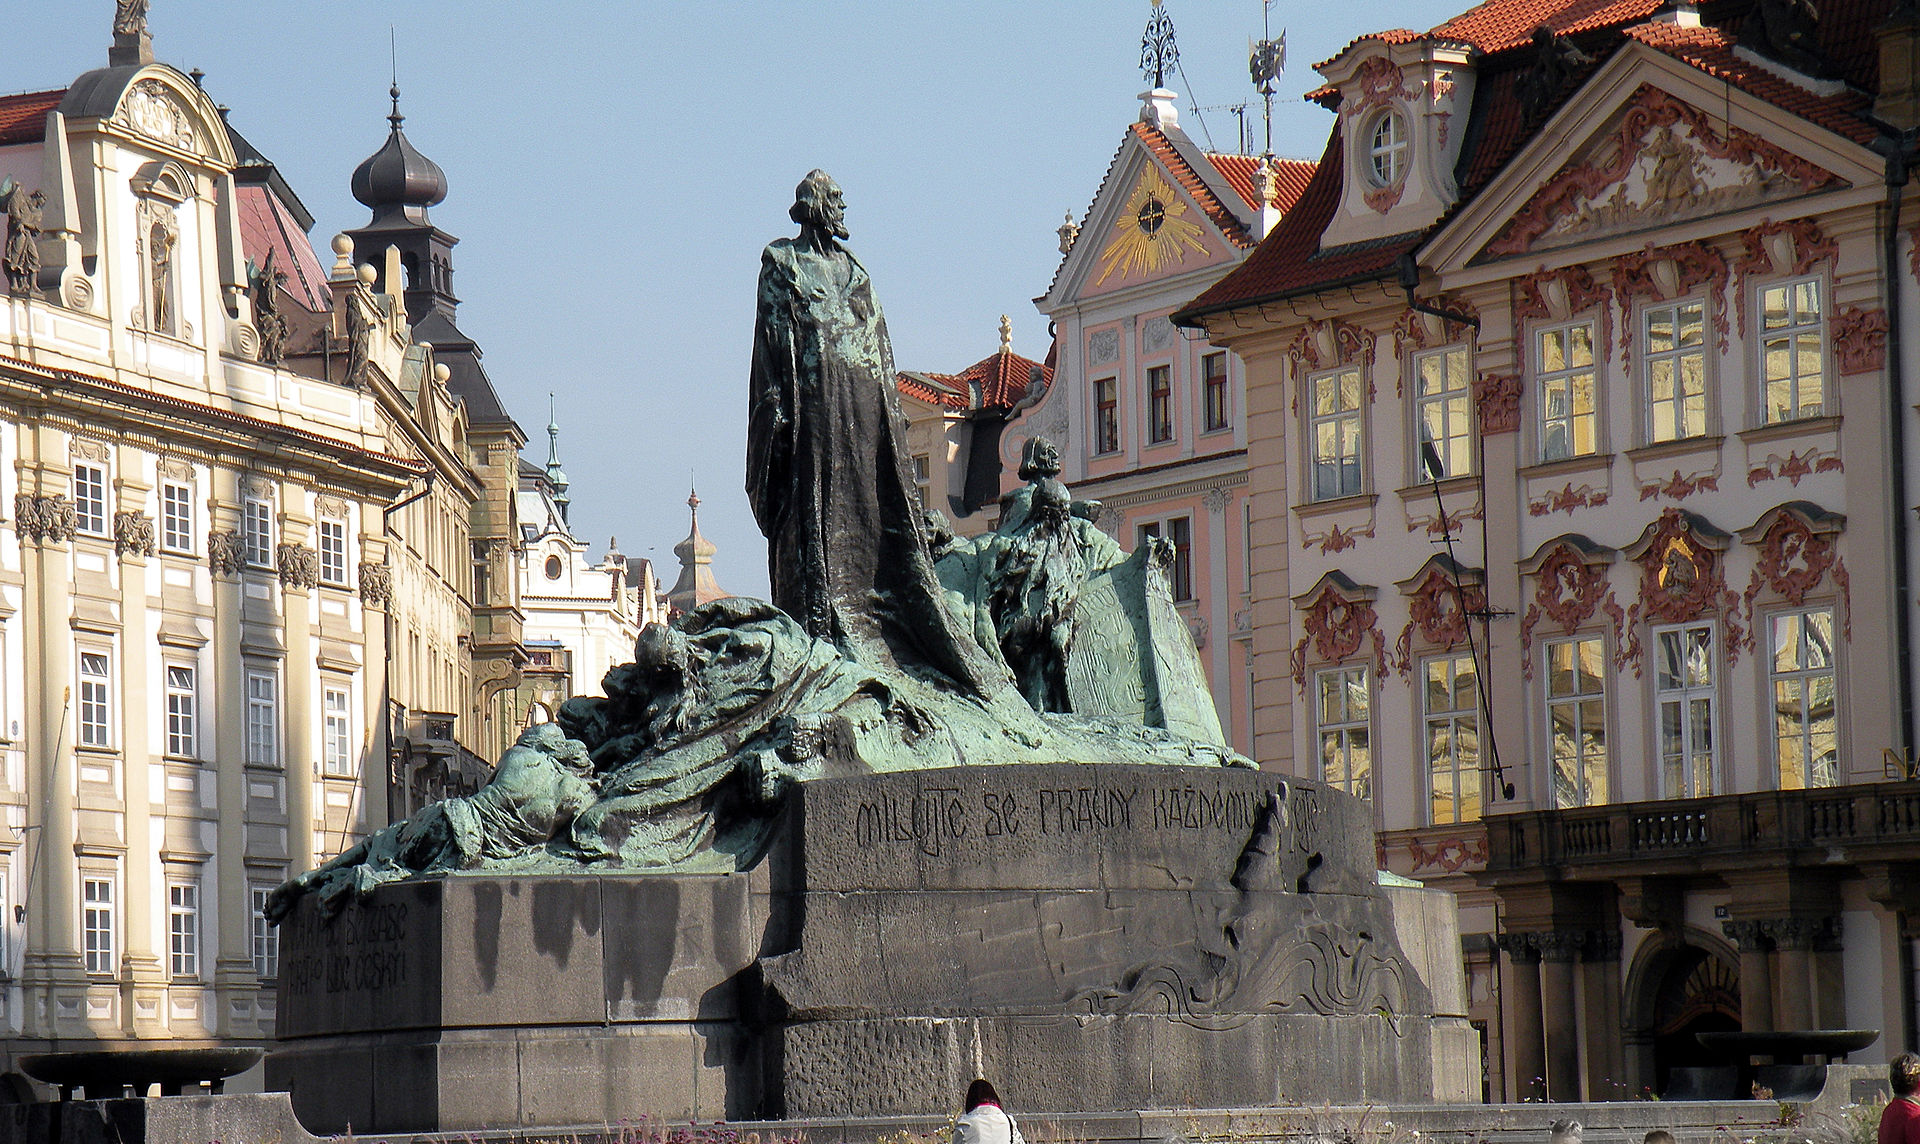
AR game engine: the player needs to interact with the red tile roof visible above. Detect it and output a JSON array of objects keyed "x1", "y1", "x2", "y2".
[
  {"x1": 0, "y1": 89, "x2": 63, "y2": 147},
  {"x1": 235, "y1": 184, "x2": 332, "y2": 313},
  {"x1": 1625, "y1": 22, "x2": 1876, "y2": 143},
  {"x1": 1432, "y1": 0, "x2": 1665, "y2": 53},
  {"x1": 1179, "y1": 0, "x2": 1897, "y2": 323},
  {"x1": 898, "y1": 347, "x2": 1053, "y2": 412},
  {"x1": 1177, "y1": 130, "x2": 1427, "y2": 321},
  {"x1": 1207, "y1": 153, "x2": 1318, "y2": 215},
  {"x1": 1133, "y1": 123, "x2": 1256, "y2": 249}
]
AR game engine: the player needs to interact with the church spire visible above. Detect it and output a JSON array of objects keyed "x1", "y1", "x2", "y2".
[{"x1": 545, "y1": 394, "x2": 570, "y2": 524}]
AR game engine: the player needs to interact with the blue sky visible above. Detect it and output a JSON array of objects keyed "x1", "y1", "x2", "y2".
[{"x1": 5, "y1": 1, "x2": 1464, "y2": 598}]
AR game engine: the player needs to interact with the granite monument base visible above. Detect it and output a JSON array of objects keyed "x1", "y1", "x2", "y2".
[{"x1": 272, "y1": 765, "x2": 1474, "y2": 1132}]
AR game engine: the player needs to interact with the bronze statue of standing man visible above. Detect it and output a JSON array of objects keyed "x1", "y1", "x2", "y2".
[{"x1": 747, "y1": 171, "x2": 1010, "y2": 698}]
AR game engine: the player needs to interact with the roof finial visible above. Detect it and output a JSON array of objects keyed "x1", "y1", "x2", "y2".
[
  {"x1": 998, "y1": 315, "x2": 1012, "y2": 354},
  {"x1": 388, "y1": 27, "x2": 404, "y2": 130},
  {"x1": 1140, "y1": 0, "x2": 1179, "y2": 90},
  {"x1": 1058, "y1": 210, "x2": 1081, "y2": 255}
]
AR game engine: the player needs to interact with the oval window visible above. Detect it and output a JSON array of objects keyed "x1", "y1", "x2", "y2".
[
  {"x1": 544, "y1": 555, "x2": 563, "y2": 580},
  {"x1": 1368, "y1": 111, "x2": 1408, "y2": 187}
]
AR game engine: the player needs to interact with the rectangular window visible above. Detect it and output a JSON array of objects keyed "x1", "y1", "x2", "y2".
[
  {"x1": 1771, "y1": 608, "x2": 1838, "y2": 790},
  {"x1": 250, "y1": 885, "x2": 279, "y2": 979},
  {"x1": 1425, "y1": 654, "x2": 1482, "y2": 824},
  {"x1": 1546, "y1": 637, "x2": 1608, "y2": 808},
  {"x1": 1147, "y1": 364, "x2": 1173, "y2": 443},
  {"x1": 1414, "y1": 346, "x2": 1472, "y2": 479},
  {"x1": 323, "y1": 686, "x2": 352, "y2": 777},
  {"x1": 167, "y1": 880, "x2": 199, "y2": 979},
  {"x1": 73, "y1": 463, "x2": 107, "y2": 537},
  {"x1": 246, "y1": 670, "x2": 278, "y2": 768},
  {"x1": 78, "y1": 651, "x2": 111, "y2": 748},
  {"x1": 82, "y1": 877, "x2": 114, "y2": 975},
  {"x1": 911, "y1": 454, "x2": 931, "y2": 484},
  {"x1": 244, "y1": 498, "x2": 274, "y2": 568},
  {"x1": 318, "y1": 517, "x2": 348, "y2": 586},
  {"x1": 1315, "y1": 666, "x2": 1372, "y2": 799},
  {"x1": 1760, "y1": 277, "x2": 1825, "y2": 423},
  {"x1": 164, "y1": 664, "x2": 196, "y2": 758},
  {"x1": 1309, "y1": 367, "x2": 1364, "y2": 500},
  {"x1": 161, "y1": 482, "x2": 193, "y2": 553},
  {"x1": 1535, "y1": 321, "x2": 1598, "y2": 461},
  {"x1": 1136, "y1": 518, "x2": 1194, "y2": 602},
  {"x1": 1656, "y1": 623, "x2": 1717, "y2": 798},
  {"x1": 1203, "y1": 352, "x2": 1230, "y2": 432},
  {"x1": 1094, "y1": 378, "x2": 1120, "y2": 454},
  {"x1": 1645, "y1": 300, "x2": 1707, "y2": 442}
]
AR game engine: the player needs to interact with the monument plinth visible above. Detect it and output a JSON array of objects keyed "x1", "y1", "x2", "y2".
[{"x1": 272, "y1": 765, "x2": 1475, "y2": 1132}]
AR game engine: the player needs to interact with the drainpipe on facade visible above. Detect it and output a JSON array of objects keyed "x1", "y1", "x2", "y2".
[
  {"x1": 381, "y1": 472, "x2": 436, "y2": 821},
  {"x1": 1872, "y1": 0, "x2": 1920, "y2": 1042}
]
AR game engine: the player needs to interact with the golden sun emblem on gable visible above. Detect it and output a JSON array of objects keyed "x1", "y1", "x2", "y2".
[{"x1": 1094, "y1": 165, "x2": 1210, "y2": 287}]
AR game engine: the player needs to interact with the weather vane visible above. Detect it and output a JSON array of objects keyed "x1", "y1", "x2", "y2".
[
  {"x1": 1249, "y1": 0, "x2": 1286, "y2": 156},
  {"x1": 1140, "y1": 0, "x2": 1180, "y2": 90}
]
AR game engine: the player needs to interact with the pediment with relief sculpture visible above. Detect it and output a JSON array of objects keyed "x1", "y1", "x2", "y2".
[{"x1": 1477, "y1": 85, "x2": 1843, "y2": 262}]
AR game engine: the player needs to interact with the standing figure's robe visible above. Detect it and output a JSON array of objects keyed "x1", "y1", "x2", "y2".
[{"x1": 747, "y1": 236, "x2": 1010, "y2": 698}]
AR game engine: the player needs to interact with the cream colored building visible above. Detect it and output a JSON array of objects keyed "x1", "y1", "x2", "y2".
[
  {"x1": 509, "y1": 417, "x2": 661, "y2": 721},
  {"x1": 0, "y1": 18, "x2": 526, "y2": 1075}
]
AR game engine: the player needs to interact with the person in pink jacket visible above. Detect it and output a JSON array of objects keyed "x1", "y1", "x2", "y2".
[{"x1": 953, "y1": 1080, "x2": 1026, "y2": 1144}]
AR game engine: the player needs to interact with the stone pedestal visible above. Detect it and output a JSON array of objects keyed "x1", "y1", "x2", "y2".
[{"x1": 273, "y1": 764, "x2": 1473, "y2": 1133}]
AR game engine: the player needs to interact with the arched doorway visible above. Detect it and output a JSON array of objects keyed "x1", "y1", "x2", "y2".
[{"x1": 1624, "y1": 929, "x2": 1742, "y2": 1094}]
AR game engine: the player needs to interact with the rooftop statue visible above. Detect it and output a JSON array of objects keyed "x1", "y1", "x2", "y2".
[
  {"x1": 1, "y1": 178, "x2": 44, "y2": 296},
  {"x1": 268, "y1": 175, "x2": 1247, "y2": 918}
]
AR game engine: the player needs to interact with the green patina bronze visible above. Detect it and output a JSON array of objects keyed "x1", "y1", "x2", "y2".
[{"x1": 267, "y1": 174, "x2": 1245, "y2": 920}]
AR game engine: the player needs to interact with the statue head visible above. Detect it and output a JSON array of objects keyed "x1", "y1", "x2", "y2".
[
  {"x1": 790, "y1": 170, "x2": 849, "y2": 240},
  {"x1": 1018, "y1": 437, "x2": 1061, "y2": 482}
]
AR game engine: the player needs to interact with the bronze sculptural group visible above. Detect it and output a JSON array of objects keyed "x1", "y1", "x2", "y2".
[{"x1": 270, "y1": 174, "x2": 1245, "y2": 917}]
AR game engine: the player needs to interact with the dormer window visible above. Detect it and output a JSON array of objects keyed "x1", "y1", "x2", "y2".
[{"x1": 1368, "y1": 112, "x2": 1408, "y2": 187}]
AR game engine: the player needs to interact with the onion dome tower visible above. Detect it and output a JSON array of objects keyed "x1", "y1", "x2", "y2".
[
  {"x1": 344, "y1": 84, "x2": 457, "y2": 325},
  {"x1": 343, "y1": 85, "x2": 519, "y2": 435}
]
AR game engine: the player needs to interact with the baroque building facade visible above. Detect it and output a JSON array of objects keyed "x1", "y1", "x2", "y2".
[
  {"x1": 1007, "y1": 85, "x2": 1312, "y2": 758},
  {"x1": 0, "y1": 15, "x2": 531, "y2": 1077},
  {"x1": 1177, "y1": 0, "x2": 1920, "y2": 1101}
]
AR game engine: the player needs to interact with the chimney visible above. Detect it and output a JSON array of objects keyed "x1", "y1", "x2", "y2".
[{"x1": 1878, "y1": 2, "x2": 1920, "y2": 131}]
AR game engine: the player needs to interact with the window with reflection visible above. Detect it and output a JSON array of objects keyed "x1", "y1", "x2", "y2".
[
  {"x1": 1536, "y1": 320, "x2": 1598, "y2": 461},
  {"x1": 1426, "y1": 653, "x2": 1481, "y2": 824},
  {"x1": 1645, "y1": 300, "x2": 1707, "y2": 442},
  {"x1": 1759, "y1": 277, "x2": 1825, "y2": 423},
  {"x1": 1656, "y1": 622, "x2": 1716, "y2": 798},
  {"x1": 1546, "y1": 637, "x2": 1608, "y2": 807},
  {"x1": 1309, "y1": 367, "x2": 1365, "y2": 499},
  {"x1": 1770, "y1": 608, "x2": 1837, "y2": 789},
  {"x1": 1315, "y1": 666, "x2": 1372, "y2": 800},
  {"x1": 1414, "y1": 345, "x2": 1472, "y2": 479}
]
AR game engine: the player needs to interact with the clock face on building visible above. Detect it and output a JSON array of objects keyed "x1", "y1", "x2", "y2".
[{"x1": 1094, "y1": 164, "x2": 1209, "y2": 287}]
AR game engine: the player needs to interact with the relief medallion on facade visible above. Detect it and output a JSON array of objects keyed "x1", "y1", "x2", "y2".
[
  {"x1": 1289, "y1": 577, "x2": 1388, "y2": 693},
  {"x1": 1740, "y1": 504, "x2": 1850, "y2": 640},
  {"x1": 122, "y1": 79, "x2": 199, "y2": 152},
  {"x1": 1518, "y1": 537, "x2": 1632, "y2": 679},
  {"x1": 1625, "y1": 508, "x2": 1746, "y2": 667}
]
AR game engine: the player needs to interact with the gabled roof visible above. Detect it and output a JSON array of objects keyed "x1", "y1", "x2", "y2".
[
  {"x1": 0, "y1": 89, "x2": 63, "y2": 146},
  {"x1": 1625, "y1": 22, "x2": 1876, "y2": 144},
  {"x1": 1179, "y1": 0, "x2": 1892, "y2": 324}
]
